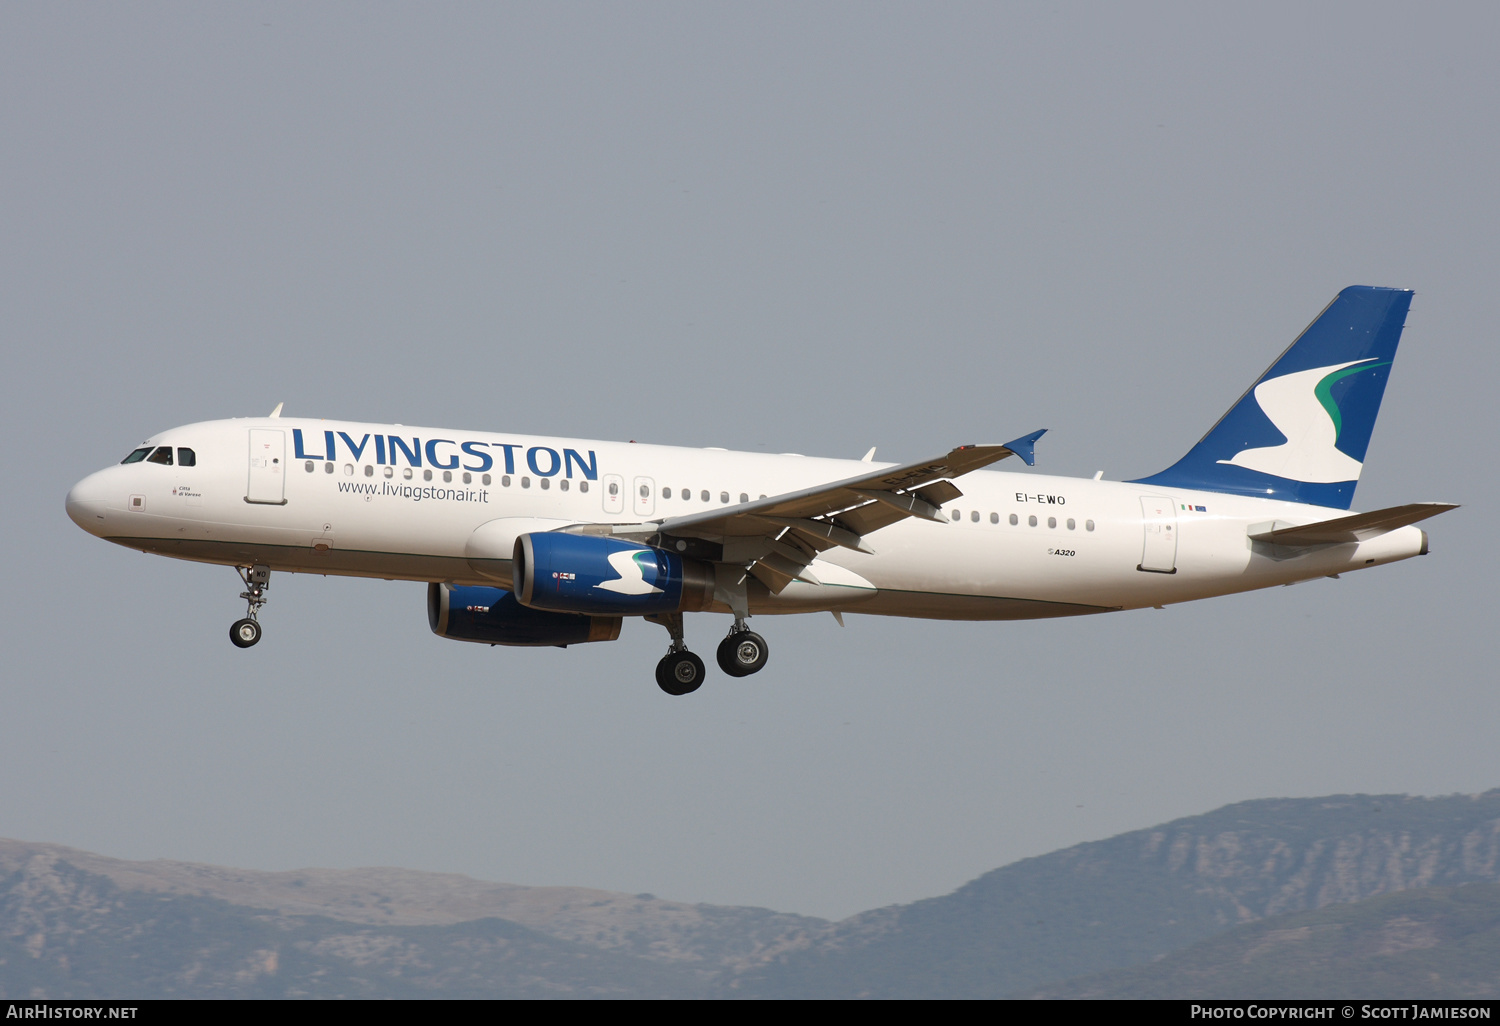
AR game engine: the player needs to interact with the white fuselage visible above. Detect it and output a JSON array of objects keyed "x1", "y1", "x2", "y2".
[{"x1": 65, "y1": 417, "x2": 1428, "y2": 621}]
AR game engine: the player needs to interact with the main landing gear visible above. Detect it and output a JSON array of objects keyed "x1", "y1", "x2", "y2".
[
  {"x1": 229, "y1": 565, "x2": 270, "y2": 649},
  {"x1": 650, "y1": 612, "x2": 705, "y2": 696},
  {"x1": 648, "y1": 613, "x2": 770, "y2": 696},
  {"x1": 716, "y1": 624, "x2": 768, "y2": 678}
]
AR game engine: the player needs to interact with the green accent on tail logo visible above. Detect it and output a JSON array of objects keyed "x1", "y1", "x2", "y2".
[{"x1": 1314, "y1": 360, "x2": 1390, "y2": 439}]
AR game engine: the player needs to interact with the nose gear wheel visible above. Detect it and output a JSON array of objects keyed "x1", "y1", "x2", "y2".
[{"x1": 230, "y1": 618, "x2": 262, "y2": 648}]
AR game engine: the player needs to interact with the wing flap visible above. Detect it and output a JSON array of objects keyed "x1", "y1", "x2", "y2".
[{"x1": 832, "y1": 501, "x2": 910, "y2": 537}]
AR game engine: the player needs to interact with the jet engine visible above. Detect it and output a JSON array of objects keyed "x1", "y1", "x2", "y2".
[
  {"x1": 513, "y1": 532, "x2": 714, "y2": 616},
  {"x1": 427, "y1": 583, "x2": 620, "y2": 647}
]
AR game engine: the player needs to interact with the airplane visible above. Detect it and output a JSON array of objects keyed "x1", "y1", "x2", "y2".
[{"x1": 65, "y1": 286, "x2": 1456, "y2": 695}]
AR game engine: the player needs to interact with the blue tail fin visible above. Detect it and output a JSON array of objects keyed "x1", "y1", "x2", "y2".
[{"x1": 1129, "y1": 286, "x2": 1412, "y2": 510}]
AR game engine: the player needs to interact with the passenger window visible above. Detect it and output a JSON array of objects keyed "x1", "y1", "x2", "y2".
[
  {"x1": 443, "y1": 470, "x2": 453, "y2": 483},
  {"x1": 680, "y1": 488, "x2": 689, "y2": 500},
  {"x1": 720, "y1": 491, "x2": 729, "y2": 503},
  {"x1": 739, "y1": 493, "x2": 748, "y2": 504},
  {"x1": 539, "y1": 478, "x2": 549, "y2": 490},
  {"x1": 385, "y1": 466, "x2": 394, "y2": 479},
  {"x1": 305, "y1": 461, "x2": 315, "y2": 473},
  {"x1": 579, "y1": 481, "x2": 589, "y2": 493},
  {"x1": 1086, "y1": 519, "x2": 1095, "y2": 531},
  {"x1": 146, "y1": 446, "x2": 173, "y2": 466},
  {"x1": 971, "y1": 510, "x2": 979, "y2": 522},
  {"x1": 1048, "y1": 516, "x2": 1057, "y2": 528},
  {"x1": 559, "y1": 479, "x2": 568, "y2": 491},
  {"x1": 423, "y1": 469, "x2": 432, "y2": 481},
  {"x1": 177, "y1": 447, "x2": 196, "y2": 467},
  {"x1": 663, "y1": 487, "x2": 672, "y2": 499},
  {"x1": 463, "y1": 472, "x2": 472, "y2": 485},
  {"x1": 700, "y1": 490, "x2": 709, "y2": 502},
  {"x1": 523, "y1": 477, "x2": 532, "y2": 489},
  {"x1": 364, "y1": 465, "x2": 374, "y2": 477},
  {"x1": 990, "y1": 512, "x2": 999, "y2": 524},
  {"x1": 502, "y1": 475, "x2": 512, "y2": 487},
  {"x1": 482, "y1": 474, "x2": 492, "y2": 486},
  {"x1": 344, "y1": 464, "x2": 354, "y2": 476},
  {"x1": 1028, "y1": 515, "x2": 1037, "y2": 527},
  {"x1": 1009, "y1": 514, "x2": 1018, "y2": 525},
  {"x1": 609, "y1": 481, "x2": 619, "y2": 496},
  {"x1": 401, "y1": 467, "x2": 411, "y2": 479},
  {"x1": 325, "y1": 462, "x2": 334, "y2": 474},
  {"x1": 1067, "y1": 518, "x2": 1075, "y2": 530},
  {"x1": 951, "y1": 509, "x2": 960, "y2": 521},
  {"x1": 640, "y1": 483, "x2": 649, "y2": 498},
  {"x1": 120, "y1": 447, "x2": 153, "y2": 464}
]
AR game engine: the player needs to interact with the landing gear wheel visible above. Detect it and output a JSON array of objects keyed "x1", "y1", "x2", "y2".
[
  {"x1": 230, "y1": 618, "x2": 262, "y2": 649},
  {"x1": 656, "y1": 651, "x2": 706, "y2": 696},
  {"x1": 717, "y1": 631, "x2": 768, "y2": 677},
  {"x1": 231, "y1": 566, "x2": 271, "y2": 648}
]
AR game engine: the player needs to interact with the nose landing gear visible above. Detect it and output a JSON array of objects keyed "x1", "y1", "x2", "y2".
[{"x1": 229, "y1": 565, "x2": 270, "y2": 649}]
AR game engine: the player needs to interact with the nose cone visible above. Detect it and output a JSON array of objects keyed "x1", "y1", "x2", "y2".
[{"x1": 66, "y1": 471, "x2": 110, "y2": 536}]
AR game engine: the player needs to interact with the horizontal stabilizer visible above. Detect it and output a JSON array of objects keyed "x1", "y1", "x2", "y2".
[{"x1": 1248, "y1": 502, "x2": 1458, "y2": 546}]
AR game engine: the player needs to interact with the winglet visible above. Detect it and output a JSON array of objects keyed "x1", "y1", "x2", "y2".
[
  {"x1": 1001, "y1": 429, "x2": 1047, "y2": 467},
  {"x1": 268, "y1": 402, "x2": 284, "y2": 418}
]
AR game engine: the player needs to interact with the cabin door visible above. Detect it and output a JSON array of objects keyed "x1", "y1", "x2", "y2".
[
  {"x1": 247, "y1": 429, "x2": 287, "y2": 505},
  {"x1": 1137, "y1": 495, "x2": 1177, "y2": 573}
]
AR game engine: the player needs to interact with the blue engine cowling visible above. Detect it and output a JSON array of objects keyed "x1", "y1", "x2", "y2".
[
  {"x1": 513, "y1": 532, "x2": 714, "y2": 616},
  {"x1": 427, "y1": 583, "x2": 621, "y2": 647}
]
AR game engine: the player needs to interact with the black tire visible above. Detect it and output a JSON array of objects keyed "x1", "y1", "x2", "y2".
[
  {"x1": 716, "y1": 631, "x2": 768, "y2": 677},
  {"x1": 230, "y1": 618, "x2": 262, "y2": 648},
  {"x1": 656, "y1": 651, "x2": 705, "y2": 696}
]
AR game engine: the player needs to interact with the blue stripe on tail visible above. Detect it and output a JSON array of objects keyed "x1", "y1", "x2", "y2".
[{"x1": 1129, "y1": 286, "x2": 1412, "y2": 510}]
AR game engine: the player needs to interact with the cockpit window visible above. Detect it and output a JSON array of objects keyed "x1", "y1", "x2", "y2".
[
  {"x1": 146, "y1": 446, "x2": 173, "y2": 466},
  {"x1": 177, "y1": 447, "x2": 196, "y2": 467},
  {"x1": 120, "y1": 447, "x2": 153, "y2": 464}
]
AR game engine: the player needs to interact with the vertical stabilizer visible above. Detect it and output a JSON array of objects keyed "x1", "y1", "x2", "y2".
[{"x1": 1130, "y1": 286, "x2": 1412, "y2": 509}]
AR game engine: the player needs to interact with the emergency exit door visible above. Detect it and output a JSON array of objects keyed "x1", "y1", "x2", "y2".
[{"x1": 632, "y1": 476, "x2": 656, "y2": 517}]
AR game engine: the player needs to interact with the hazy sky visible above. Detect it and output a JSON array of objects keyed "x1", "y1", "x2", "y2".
[{"x1": 3, "y1": 2, "x2": 1497, "y2": 921}]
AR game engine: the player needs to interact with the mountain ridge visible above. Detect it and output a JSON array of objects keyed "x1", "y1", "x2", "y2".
[
  {"x1": 728, "y1": 790, "x2": 1500, "y2": 996},
  {"x1": 6, "y1": 789, "x2": 1499, "y2": 998}
]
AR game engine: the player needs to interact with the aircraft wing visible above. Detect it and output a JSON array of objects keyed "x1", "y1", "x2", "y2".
[{"x1": 650, "y1": 431, "x2": 1045, "y2": 592}]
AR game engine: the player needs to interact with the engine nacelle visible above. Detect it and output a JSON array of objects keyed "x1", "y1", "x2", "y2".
[
  {"x1": 513, "y1": 532, "x2": 714, "y2": 616},
  {"x1": 427, "y1": 583, "x2": 621, "y2": 647}
]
